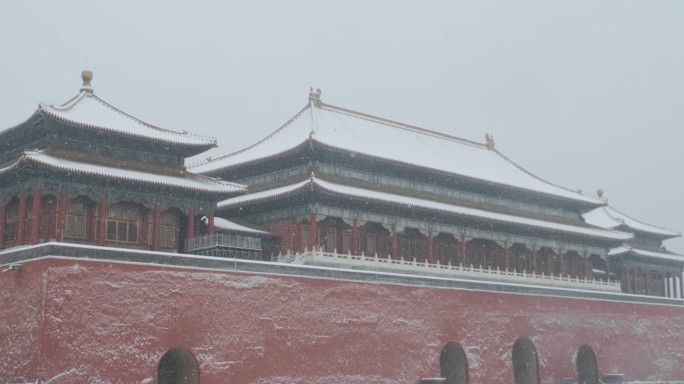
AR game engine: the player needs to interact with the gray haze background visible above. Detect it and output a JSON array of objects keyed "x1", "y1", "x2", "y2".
[{"x1": 1, "y1": 1, "x2": 682, "y2": 253}]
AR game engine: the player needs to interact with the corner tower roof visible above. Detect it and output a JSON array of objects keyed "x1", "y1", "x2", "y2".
[{"x1": 191, "y1": 89, "x2": 603, "y2": 205}]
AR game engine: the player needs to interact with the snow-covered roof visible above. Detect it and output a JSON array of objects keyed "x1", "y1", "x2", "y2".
[
  {"x1": 192, "y1": 97, "x2": 602, "y2": 205},
  {"x1": 1, "y1": 150, "x2": 245, "y2": 195},
  {"x1": 213, "y1": 217, "x2": 269, "y2": 235},
  {"x1": 609, "y1": 246, "x2": 684, "y2": 263},
  {"x1": 583, "y1": 206, "x2": 680, "y2": 239},
  {"x1": 34, "y1": 90, "x2": 216, "y2": 148},
  {"x1": 218, "y1": 176, "x2": 632, "y2": 241}
]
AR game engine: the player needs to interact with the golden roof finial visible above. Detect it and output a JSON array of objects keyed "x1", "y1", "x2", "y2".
[{"x1": 80, "y1": 70, "x2": 94, "y2": 93}]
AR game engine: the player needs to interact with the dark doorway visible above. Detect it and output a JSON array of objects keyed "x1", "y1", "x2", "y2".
[
  {"x1": 576, "y1": 344, "x2": 599, "y2": 384},
  {"x1": 440, "y1": 342, "x2": 469, "y2": 384},
  {"x1": 512, "y1": 337, "x2": 540, "y2": 384},
  {"x1": 158, "y1": 348, "x2": 199, "y2": 384}
]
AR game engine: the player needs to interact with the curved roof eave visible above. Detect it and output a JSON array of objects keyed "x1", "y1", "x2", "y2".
[
  {"x1": 219, "y1": 177, "x2": 631, "y2": 242},
  {"x1": 5, "y1": 151, "x2": 246, "y2": 196}
]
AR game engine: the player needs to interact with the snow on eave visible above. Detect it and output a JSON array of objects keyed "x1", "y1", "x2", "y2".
[
  {"x1": 219, "y1": 177, "x2": 631, "y2": 241},
  {"x1": 38, "y1": 91, "x2": 217, "y2": 149},
  {"x1": 188, "y1": 103, "x2": 312, "y2": 173},
  {"x1": 609, "y1": 246, "x2": 684, "y2": 263},
  {"x1": 19, "y1": 150, "x2": 246, "y2": 195},
  {"x1": 218, "y1": 179, "x2": 311, "y2": 208},
  {"x1": 213, "y1": 217, "x2": 271, "y2": 235},
  {"x1": 584, "y1": 206, "x2": 681, "y2": 239}
]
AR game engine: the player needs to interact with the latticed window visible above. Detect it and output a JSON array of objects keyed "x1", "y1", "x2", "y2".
[
  {"x1": 65, "y1": 199, "x2": 87, "y2": 239},
  {"x1": 320, "y1": 228, "x2": 337, "y2": 252},
  {"x1": 378, "y1": 236, "x2": 389, "y2": 258},
  {"x1": 301, "y1": 225, "x2": 310, "y2": 250},
  {"x1": 106, "y1": 203, "x2": 140, "y2": 243},
  {"x1": 342, "y1": 230, "x2": 351, "y2": 253},
  {"x1": 4, "y1": 203, "x2": 18, "y2": 242},
  {"x1": 160, "y1": 211, "x2": 177, "y2": 247},
  {"x1": 364, "y1": 233, "x2": 375, "y2": 255},
  {"x1": 159, "y1": 225, "x2": 175, "y2": 248}
]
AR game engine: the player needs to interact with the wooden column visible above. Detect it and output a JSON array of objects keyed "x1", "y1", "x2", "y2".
[
  {"x1": 581, "y1": 252, "x2": 588, "y2": 279},
  {"x1": 97, "y1": 198, "x2": 107, "y2": 246},
  {"x1": 557, "y1": 249, "x2": 565, "y2": 276},
  {"x1": 208, "y1": 210, "x2": 215, "y2": 235},
  {"x1": 0, "y1": 203, "x2": 5, "y2": 249},
  {"x1": 531, "y1": 246, "x2": 538, "y2": 274},
  {"x1": 427, "y1": 230, "x2": 434, "y2": 264},
  {"x1": 309, "y1": 214, "x2": 318, "y2": 250},
  {"x1": 30, "y1": 189, "x2": 41, "y2": 245},
  {"x1": 187, "y1": 208, "x2": 195, "y2": 241},
  {"x1": 390, "y1": 225, "x2": 397, "y2": 260},
  {"x1": 152, "y1": 206, "x2": 161, "y2": 251},
  {"x1": 351, "y1": 220, "x2": 358, "y2": 256},
  {"x1": 56, "y1": 192, "x2": 67, "y2": 242},
  {"x1": 460, "y1": 235, "x2": 467, "y2": 266},
  {"x1": 503, "y1": 243, "x2": 510, "y2": 271},
  {"x1": 16, "y1": 195, "x2": 26, "y2": 246},
  {"x1": 680, "y1": 273, "x2": 684, "y2": 299},
  {"x1": 605, "y1": 257, "x2": 611, "y2": 282}
]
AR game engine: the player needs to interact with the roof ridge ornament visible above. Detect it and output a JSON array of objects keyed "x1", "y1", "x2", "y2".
[
  {"x1": 485, "y1": 133, "x2": 495, "y2": 150},
  {"x1": 80, "y1": 69, "x2": 94, "y2": 94},
  {"x1": 308, "y1": 87, "x2": 322, "y2": 108}
]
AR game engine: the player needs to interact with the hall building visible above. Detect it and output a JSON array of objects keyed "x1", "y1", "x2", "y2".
[{"x1": 191, "y1": 88, "x2": 683, "y2": 298}]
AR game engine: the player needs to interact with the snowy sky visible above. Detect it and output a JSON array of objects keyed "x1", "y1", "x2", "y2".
[{"x1": 1, "y1": 1, "x2": 682, "y2": 253}]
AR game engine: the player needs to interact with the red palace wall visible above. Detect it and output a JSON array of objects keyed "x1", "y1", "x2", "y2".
[{"x1": 1, "y1": 256, "x2": 684, "y2": 384}]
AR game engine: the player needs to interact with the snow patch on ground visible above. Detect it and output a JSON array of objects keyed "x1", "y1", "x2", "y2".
[
  {"x1": 248, "y1": 375, "x2": 401, "y2": 384},
  {"x1": 44, "y1": 368, "x2": 82, "y2": 383}
]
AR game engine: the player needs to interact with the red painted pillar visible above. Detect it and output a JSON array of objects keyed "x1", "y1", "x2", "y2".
[
  {"x1": 152, "y1": 206, "x2": 161, "y2": 251},
  {"x1": 187, "y1": 208, "x2": 195, "y2": 241},
  {"x1": 309, "y1": 214, "x2": 318, "y2": 250},
  {"x1": 460, "y1": 235, "x2": 467, "y2": 266},
  {"x1": 97, "y1": 198, "x2": 107, "y2": 246},
  {"x1": 16, "y1": 195, "x2": 26, "y2": 246},
  {"x1": 390, "y1": 225, "x2": 397, "y2": 260},
  {"x1": 56, "y1": 192, "x2": 67, "y2": 242},
  {"x1": 427, "y1": 230, "x2": 434, "y2": 264},
  {"x1": 0, "y1": 203, "x2": 5, "y2": 249},
  {"x1": 351, "y1": 220, "x2": 358, "y2": 255},
  {"x1": 503, "y1": 243, "x2": 510, "y2": 271},
  {"x1": 30, "y1": 189, "x2": 41, "y2": 245},
  {"x1": 208, "y1": 210, "x2": 215, "y2": 235}
]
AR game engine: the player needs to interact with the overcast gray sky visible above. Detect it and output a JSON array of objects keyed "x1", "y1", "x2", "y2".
[{"x1": 1, "y1": 1, "x2": 682, "y2": 253}]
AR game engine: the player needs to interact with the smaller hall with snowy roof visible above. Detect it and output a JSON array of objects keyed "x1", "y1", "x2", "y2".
[
  {"x1": 1, "y1": 72, "x2": 682, "y2": 298},
  {"x1": 0, "y1": 71, "x2": 269, "y2": 258}
]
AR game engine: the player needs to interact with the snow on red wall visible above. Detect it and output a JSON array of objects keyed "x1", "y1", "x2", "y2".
[{"x1": 1, "y1": 257, "x2": 684, "y2": 384}]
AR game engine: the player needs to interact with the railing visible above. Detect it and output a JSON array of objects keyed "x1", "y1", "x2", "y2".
[
  {"x1": 185, "y1": 233, "x2": 262, "y2": 252},
  {"x1": 276, "y1": 248, "x2": 622, "y2": 292}
]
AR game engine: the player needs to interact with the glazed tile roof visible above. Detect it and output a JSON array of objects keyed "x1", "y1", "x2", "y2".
[
  {"x1": 609, "y1": 246, "x2": 683, "y2": 262},
  {"x1": 35, "y1": 91, "x2": 216, "y2": 148},
  {"x1": 583, "y1": 206, "x2": 680, "y2": 238},
  {"x1": 192, "y1": 98, "x2": 603, "y2": 205},
  {"x1": 218, "y1": 177, "x2": 632, "y2": 241},
  {"x1": 1, "y1": 150, "x2": 245, "y2": 195},
  {"x1": 213, "y1": 218, "x2": 269, "y2": 235}
]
